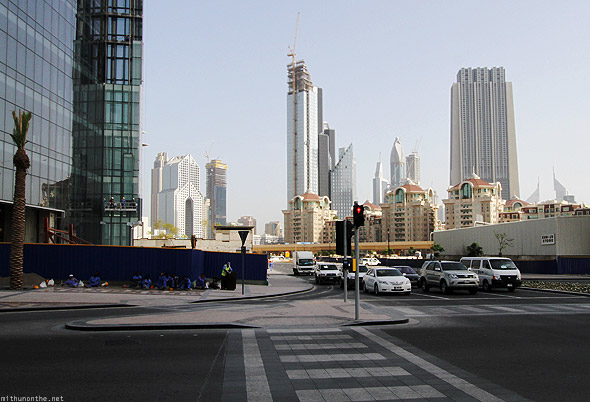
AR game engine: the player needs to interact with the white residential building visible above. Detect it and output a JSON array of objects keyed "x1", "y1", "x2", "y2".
[{"x1": 158, "y1": 154, "x2": 204, "y2": 238}]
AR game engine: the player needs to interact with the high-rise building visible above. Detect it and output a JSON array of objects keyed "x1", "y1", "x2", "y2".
[
  {"x1": 69, "y1": 0, "x2": 144, "y2": 245},
  {"x1": 205, "y1": 159, "x2": 227, "y2": 237},
  {"x1": 406, "y1": 152, "x2": 420, "y2": 185},
  {"x1": 318, "y1": 122, "x2": 335, "y2": 198},
  {"x1": 450, "y1": 67, "x2": 520, "y2": 200},
  {"x1": 287, "y1": 60, "x2": 321, "y2": 202},
  {"x1": 265, "y1": 221, "x2": 281, "y2": 237},
  {"x1": 158, "y1": 154, "x2": 203, "y2": 238},
  {"x1": 151, "y1": 152, "x2": 168, "y2": 227},
  {"x1": 372, "y1": 154, "x2": 389, "y2": 205},
  {"x1": 0, "y1": 0, "x2": 76, "y2": 243},
  {"x1": 390, "y1": 137, "x2": 405, "y2": 189},
  {"x1": 330, "y1": 144, "x2": 356, "y2": 219},
  {"x1": 237, "y1": 216, "x2": 256, "y2": 234}
]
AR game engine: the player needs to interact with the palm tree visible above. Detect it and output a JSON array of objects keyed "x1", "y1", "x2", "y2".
[{"x1": 9, "y1": 110, "x2": 32, "y2": 290}]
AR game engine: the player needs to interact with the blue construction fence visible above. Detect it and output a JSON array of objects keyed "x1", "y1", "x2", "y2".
[{"x1": 0, "y1": 243, "x2": 269, "y2": 283}]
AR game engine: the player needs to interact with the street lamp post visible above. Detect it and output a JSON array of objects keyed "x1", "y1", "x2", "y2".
[{"x1": 387, "y1": 228, "x2": 390, "y2": 256}]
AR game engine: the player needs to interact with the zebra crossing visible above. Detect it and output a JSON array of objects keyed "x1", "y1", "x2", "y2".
[
  {"x1": 223, "y1": 327, "x2": 527, "y2": 402},
  {"x1": 387, "y1": 302, "x2": 590, "y2": 317}
]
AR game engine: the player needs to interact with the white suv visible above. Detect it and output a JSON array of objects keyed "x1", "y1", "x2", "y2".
[{"x1": 419, "y1": 260, "x2": 479, "y2": 295}]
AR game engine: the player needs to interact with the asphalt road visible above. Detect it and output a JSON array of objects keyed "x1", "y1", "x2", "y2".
[{"x1": 1, "y1": 264, "x2": 589, "y2": 402}]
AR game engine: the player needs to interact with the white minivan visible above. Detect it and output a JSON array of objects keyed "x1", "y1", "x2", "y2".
[{"x1": 460, "y1": 257, "x2": 522, "y2": 292}]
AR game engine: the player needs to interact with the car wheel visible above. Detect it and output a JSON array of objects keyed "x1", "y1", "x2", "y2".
[
  {"x1": 482, "y1": 280, "x2": 491, "y2": 292},
  {"x1": 420, "y1": 279, "x2": 429, "y2": 292},
  {"x1": 374, "y1": 284, "x2": 380, "y2": 295},
  {"x1": 293, "y1": 269, "x2": 299, "y2": 276},
  {"x1": 362, "y1": 282, "x2": 367, "y2": 293},
  {"x1": 339, "y1": 279, "x2": 343, "y2": 289},
  {"x1": 441, "y1": 280, "x2": 451, "y2": 294},
  {"x1": 468, "y1": 288, "x2": 478, "y2": 295},
  {"x1": 507, "y1": 287, "x2": 515, "y2": 292}
]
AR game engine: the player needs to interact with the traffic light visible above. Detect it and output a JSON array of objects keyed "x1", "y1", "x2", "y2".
[
  {"x1": 353, "y1": 202, "x2": 365, "y2": 227},
  {"x1": 336, "y1": 220, "x2": 353, "y2": 256}
]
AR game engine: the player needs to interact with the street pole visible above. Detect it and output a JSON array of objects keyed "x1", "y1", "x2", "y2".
[
  {"x1": 238, "y1": 231, "x2": 249, "y2": 296},
  {"x1": 343, "y1": 220, "x2": 348, "y2": 303},
  {"x1": 355, "y1": 226, "x2": 360, "y2": 320}
]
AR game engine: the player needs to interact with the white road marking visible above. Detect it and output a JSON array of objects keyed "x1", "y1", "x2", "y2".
[{"x1": 242, "y1": 329, "x2": 272, "y2": 402}]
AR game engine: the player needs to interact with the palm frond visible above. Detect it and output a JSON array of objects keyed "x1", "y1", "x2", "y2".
[{"x1": 11, "y1": 110, "x2": 32, "y2": 150}]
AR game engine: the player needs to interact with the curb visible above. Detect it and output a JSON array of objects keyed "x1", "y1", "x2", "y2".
[
  {"x1": 189, "y1": 285, "x2": 314, "y2": 304},
  {"x1": 343, "y1": 318, "x2": 410, "y2": 327},
  {"x1": 0, "y1": 304, "x2": 134, "y2": 313},
  {"x1": 65, "y1": 321, "x2": 258, "y2": 332},
  {"x1": 520, "y1": 286, "x2": 590, "y2": 297}
]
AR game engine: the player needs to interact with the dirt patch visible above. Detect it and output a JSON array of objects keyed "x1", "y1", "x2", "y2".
[{"x1": 0, "y1": 273, "x2": 47, "y2": 288}]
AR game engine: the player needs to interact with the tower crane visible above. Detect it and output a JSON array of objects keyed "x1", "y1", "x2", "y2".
[{"x1": 204, "y1": 139, "x2": 215, "y2": 163}]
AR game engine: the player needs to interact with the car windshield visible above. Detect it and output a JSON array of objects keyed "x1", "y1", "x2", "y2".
[
  {"x1": 358, "y1": 265, "x2": 368, "y2": 273},
  {"x1": 490, "y1": 259, "x2": 518, "y2": 270},
  {"x1": 441, "y1": 262, "x2": 468, "y2": 271},
  {"x1": 376, "y1": 269, "x2": 402, "y2": 277},
  {"x1": 298, "y1": 260, "x2": 314, "y2": 266},
  {"x1": 396, "y1": 266, "x2": 416, "y2": 275},
  {"x1": 318, "y1": 264, "x2": 337, "y2": 271}
]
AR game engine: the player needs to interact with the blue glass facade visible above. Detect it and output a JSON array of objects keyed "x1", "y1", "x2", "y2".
[
  {"x1": 0, "y1": 0, "x2": 76, "y2": 242},
  {"x1": 69, "y1": 0, "x2": 143, "y2": 245}
]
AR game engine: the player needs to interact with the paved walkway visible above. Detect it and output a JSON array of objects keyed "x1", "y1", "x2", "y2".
[{"x1": 0, "y1": 272, "x2": 407, "y2": 329}]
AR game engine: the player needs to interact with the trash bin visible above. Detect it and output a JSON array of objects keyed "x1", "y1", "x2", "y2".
[{"x1": 226, "y1": 271, "x2": 237, "y2": 291}]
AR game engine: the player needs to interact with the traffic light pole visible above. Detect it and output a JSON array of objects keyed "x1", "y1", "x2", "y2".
[
  {"x1": 355, "y1": 226, "x2": 360, "y2": 320},
  {"x1": 343, "y1": 220, "x2": 348, "y2": 303}
]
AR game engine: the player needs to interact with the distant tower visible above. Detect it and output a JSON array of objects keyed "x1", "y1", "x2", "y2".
[
  {"x1": 406, "y1": 152, "x2": 420, "y2": 185},
  {"x1": 158, "y1": 154, "x2": 204, "y2": 238},
  {"x1": 287, "y1": 60, "x2": 322, "y2": 202},
  {"x1": 331, "y1": 144, "x2": 356, "y2": 219},
  {"x1": 151, "y1": 152, "x2": 169, "y2": 227},
  {"x1": 390, "y1": 137, "x2": 405, "y2": 188},
  {"x1": 450, "y1": 67, "x2": 520, "y2": 200},
  {"x1": 206, "y1": 159, "x2": 227, "y2": 237},
  {"x1": 318, "y1": 122, "x2": 335, "y2": 199},
  {"x1": 373, "y1": 153, "x2": 389, "y2": 205},
  {"x1": 238, "y1": 216, "x2": 257, "y2": 234}
]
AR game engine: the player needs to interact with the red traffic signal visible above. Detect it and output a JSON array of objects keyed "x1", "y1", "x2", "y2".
[{"x1": 353, "y1": 202, "x2": 365, "y2": 227}]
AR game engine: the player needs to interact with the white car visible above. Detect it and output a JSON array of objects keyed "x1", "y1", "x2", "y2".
[
  {"x1": 339, "y1": 264, "x2": 368, "y2": 289},
  {"x1": 362, "y1": 257, "x2": 380, "y2": 266},
  {"x1": 362, "y1": 267, "x2": 411, "y2": 295},
  {"x1": 314, "y1": 263, "x2": 341, "y2": 285}
]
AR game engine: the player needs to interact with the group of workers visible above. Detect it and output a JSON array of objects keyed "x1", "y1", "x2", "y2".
[{"x1": 63, "y1": 273, "x2": 106, "y2": 288}]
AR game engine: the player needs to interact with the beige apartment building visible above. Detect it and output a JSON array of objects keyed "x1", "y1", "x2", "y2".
[
  {"x1": 283, "y1": 193, "x2": 337, "y2": 244},
  {"x1": 443, "y1": 174, "x2": 504, "y2": 229},
  {"x1": 500, "y1": 199, "x2": 582, "y2": 222},
  {"x1": 381, "y1": 183, "x2": 439, "y2": 242}
]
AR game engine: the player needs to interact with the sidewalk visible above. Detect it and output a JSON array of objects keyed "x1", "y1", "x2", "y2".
[{"x1": 0, "y1": 272, "x2": 408, "y2": 330}]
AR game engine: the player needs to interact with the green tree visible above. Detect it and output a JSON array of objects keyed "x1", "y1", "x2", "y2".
[
  {"x1": 408, "y1": 246, "x2": 416, "y2": 257},
  {"x1": 466, "y1": 242, "x2": 483, "y2": 257},
  {"x1": 151, "y1": 219, "x2": 179, "y2": 239},
  {"x1": 9, "y1": 110, "x2": 32, "y2": 290},
  {"x1": 431, "y1": 243, "x2": 445, "y2": 259},
  {"x1": 494, "y1": 232, "x2": 514, "y2": 257}
]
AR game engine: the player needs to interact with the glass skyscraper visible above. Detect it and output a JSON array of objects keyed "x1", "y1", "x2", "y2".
[
  {"x1": 205, "y1": 158, "x2": 227, "y2": 238},
  {"x1": 69, "y1": 0, "x2": 143, "y2": 245},
  {"x1": 0, "y1": 0, "x2": 76, "y2": 242},
  {"x1": 330, "y1": 144, "x2": 356, "y2": 219}
]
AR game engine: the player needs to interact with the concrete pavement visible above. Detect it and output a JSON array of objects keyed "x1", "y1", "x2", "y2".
[{"x1": 0, "y1": 271, "x2": 408, "y2": 330}]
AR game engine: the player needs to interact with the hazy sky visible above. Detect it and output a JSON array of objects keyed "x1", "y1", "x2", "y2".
[{"x1": 142, "y1": 0, "x2": 590, "y2": 233}]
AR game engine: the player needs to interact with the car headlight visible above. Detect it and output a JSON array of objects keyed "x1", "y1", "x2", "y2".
[
  {"x1": 448, "y1": 274, "x2": 458, "y2": 279},
  {"x1": 379, "y1": 280, "x2": 388, "y2": 284}
]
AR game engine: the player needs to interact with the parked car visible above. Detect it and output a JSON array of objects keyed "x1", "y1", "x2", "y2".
[
  {"x1": 339, "y1": 264, "x2": 368, "y2": 289},
  {"x1": 314, "y1": 263, "x2": 341, "y2": 284},
  {"x1": 419, "y1": 260, "x2": 479, "y2": 294},
  {"x1": 362, "y1": 267, "x2": 411, "y2": 295},
  {"x1": 394, "y1": 266, "x2": 420, "y2": 287},
  {"x1": 460, "y1": 257, "x2": 522, "y2": 292},
  {"x1": 362, "y1": 257, "x2": 380, "y2": 266}
]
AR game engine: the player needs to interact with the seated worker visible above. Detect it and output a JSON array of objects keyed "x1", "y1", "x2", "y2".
[
  {"x1": 142, "y1": 275, "x2": 152, "y2": 289},
  {"x1": 88, "y1": 273, "x2": 101, "y2": 287},
  {"x1": 180, "y1": 276, "x2": 191, "y2": 290},
  {"x1": 132, "y1": 272, "x2": 142, "y2": 288},
  {"x1": 155, "y1": 272, "x2": 167, "y2": 290},
  {"x1": 64, "y1": 274, "x2": 80, "y2": 287},
  {"x1": 165, "y1": 273, "x2": 175, "y2": 289},
  {"x1": 195, "y1": 274, "x2": 207, "y2": 289}
]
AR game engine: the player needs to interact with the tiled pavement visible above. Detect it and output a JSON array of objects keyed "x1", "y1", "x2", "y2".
[{"x1": 222, "y1": 327, "x2": 528, "y2": 402}]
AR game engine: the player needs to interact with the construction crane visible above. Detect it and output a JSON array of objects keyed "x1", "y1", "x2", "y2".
[
  {"x1": 413, "y1": 137, "x2": 422, "y2": 153},
  {"x1": 288, "y1": 13, "x2": 300, "y2": 199},
  {"x1": 204, "y1": 139, "x2": 215, "y2": 163}
]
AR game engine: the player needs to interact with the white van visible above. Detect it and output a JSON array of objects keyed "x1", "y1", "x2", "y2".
[{"x1": 460, "y1": 257, "x2": 522, "y2": 292}]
